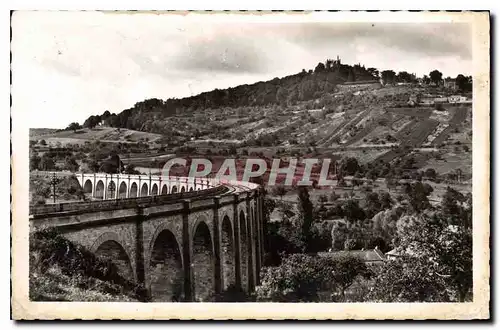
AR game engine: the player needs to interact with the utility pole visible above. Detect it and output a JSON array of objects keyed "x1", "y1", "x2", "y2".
[
  {"x1": 49, "y1": 172, "x2": 61, "y2": 204},
  {"x1": 109, "y1": 174, "x2": 115, "y2": 199}
]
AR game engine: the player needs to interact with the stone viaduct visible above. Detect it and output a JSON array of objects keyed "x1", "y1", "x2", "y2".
[{"x1": 29, "y1": 173, "x2": 264, "y2": 302}]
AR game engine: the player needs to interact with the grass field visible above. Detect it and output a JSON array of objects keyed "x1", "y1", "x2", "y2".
[{"x1": 30, "y1": 127, "x2": 164, "y2": 146}]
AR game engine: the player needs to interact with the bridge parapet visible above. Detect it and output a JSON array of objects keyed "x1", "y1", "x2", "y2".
[{"x1": 30, "y1": 184, "x2": 228, "y2": 216}]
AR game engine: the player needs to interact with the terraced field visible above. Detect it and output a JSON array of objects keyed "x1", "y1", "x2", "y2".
[
  {"x1": 431, "y1": 106, "x2": 470, "y2": 146},
  {"x1": 386, "y1": 107, "x2": 433, "y2": 118},
  {"x1": 30, "y1": 127, "x2": 164, "y2": 145},
  {"x1": 319, "y1": 110, "x2": 369, "y2": 147},
  {"x1": 395, "y1": 119, "x2": 419, "y2": 140},
  {"x1": 404, "y1": 119, "x2": 440, "y2": 147},
  {"x1": 344, "y1": 120, "x2": 379, "y2": 146}
]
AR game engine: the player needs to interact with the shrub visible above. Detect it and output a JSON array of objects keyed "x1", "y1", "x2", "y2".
[{"x1": 30, "y1": 228, "x2": 150, "y2": 302}]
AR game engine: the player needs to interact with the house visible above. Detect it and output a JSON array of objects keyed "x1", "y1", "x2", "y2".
[
  {"x1": 318, "y1": 247, "x2": 386, "y2": 265},
  {"x1": 448, "y1": 95, "x2": 468, "y2": 104},
  {"x1": 385, "y1": 246, "x2": 422, "y2": 260},
  {"x1": 434, "y1": 97, "x2": 449, "y2": 104},
  {"x1": 385, "y1": 248, "x2": 401, "y2": 261}
]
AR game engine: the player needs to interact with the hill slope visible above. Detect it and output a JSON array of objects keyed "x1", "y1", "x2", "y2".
[
  {"x1": 30, "y1": 229, "x2": 148, "y2": 302},
  {"x1": 30, "y1": 127, "x2": 164, "y2": 146},
  {"x1": 81, "y1": 59, "x2": 378, "y2": 134}
]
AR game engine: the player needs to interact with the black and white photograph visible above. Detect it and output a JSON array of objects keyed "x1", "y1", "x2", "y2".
[{"x1": 11, "y1": 10, "x2": 490, "y2": 320}]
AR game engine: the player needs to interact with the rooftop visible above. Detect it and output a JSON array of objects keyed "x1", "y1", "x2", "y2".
[{"x1": 318, "y1": 248, "x2": 386, "y2": 263}]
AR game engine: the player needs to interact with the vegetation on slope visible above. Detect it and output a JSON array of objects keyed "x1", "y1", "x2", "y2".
[
  {"x1": 30, "y1": 229, "x2": 149, "y2": 302},
  {"x1": 80, "y1": 59, "x2": 378, "y2": 133},
  {"x1": 29, "y1": 174, "x2": 85, "y2": 205}
]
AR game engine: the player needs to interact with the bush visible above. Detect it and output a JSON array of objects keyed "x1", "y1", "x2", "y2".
[
  {"x1": 30, "y1": 228, "x2": 150, "y2": 302},
  {"x1": 216, "y1": 284, "x2": 252, "y2": 302}
]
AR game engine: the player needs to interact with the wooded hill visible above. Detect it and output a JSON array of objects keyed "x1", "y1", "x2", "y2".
[{"x1": 82, "y1": 58, "x2": 378, "y2": 133}]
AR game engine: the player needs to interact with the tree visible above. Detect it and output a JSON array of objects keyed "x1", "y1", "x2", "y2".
[
  {"x1": 256, "y1": 254, "x2": 336, "y2": 302},
  {"x1": 347, "y1": 69, "x2": 356, "y2": 82},
  {"x1": 124, "y1": 164, "x2": 140, "y2": 175},
  {"x1": 64, "y1": 156, "x2": 79, "y2": 172},
  {"x1": 429, "y1": 70, "x2": 443, "y2": 86},
  {"x1": 67, "y1": 122, "x2": 81, "y2": 133},
  {"x1": 39, "y1": 154, "x2": 56, "y2": 171},
  {"x1": 339, "y1": 157, "x2": 360, "y2": 176},
  {"x1": 314, "y1": 62, "x2": 326, "y2": 73},
  {"x1": 396, "y1": 71, "x2": 414, "y2": 83},
  {"x1": 87, "y1": 160, "x2": 100, "y2": 173},
  {"x1": 30, "y1": 154, "x2": 41, "y2": 171},
  {"x1": 343, "y1": 238, "x2": 358, "y2": 251},
  {"x1": 379, "y1": 192, "x2": 393, "y2": 210},
  {"x1": 297, "y1": 187, "x2": 314, "y2": 250},
  {"x1": 83, "y1": 115, "x2": 101, "y2": 129},
  {"x1": 331, "y1": 221, "x2": 348, "y2": 251},
  {"x1": 365, "y1": 192, "x2": 382, "y2": 218},
  {"x1": 381, "y1": 70, "x2": 396, "y2": 85},
  {"x1": 272, "y1": 185, "x2": 287, "y2": 200},
  {"x1": 440, "y1": 187, "x2": 468, "y2": 226},
  {"x1": 39, "y1": 139, "x2": 47, "y2": 146},
  {"x1": 330, "y1": 255, "x2": 371, "y2": 301},
  {"x1": 367, "y1": 67, "x2": 379, "y2": 79},
  {"x1": 286, "y1": 89, "x2": 298, "y2": 105},
  {"x1": 367, "y1": 256, "x2": 449, "y2": 302},
  {"x1": 276, "y1": 87, "x2": 287, "y2": 106},
  {"x1": 329, "y1": 190, "x2": 339, "y2": 202},
  {"x1": 99, "y1": 154, "x2": 123, "y2": 174},
  {"x1": 342, "y1": 199, "x2": 365, "y2": 222},
  {"x1": 385, "y1": 176, "x2": 397, "y2": 192},
  {"x1": 371, "y1": 206, "x2": 403, "y2": 249},
  {"x1": 101, "y1": 110, "x2": 111, "y2": 120},
  {"x1": 424, "y1": 168, "x2": 437, "y2": 180},
  {"x1": 371, "y1": 210, "x2": 472, "y2": 302},
  {"x1": 455, "y1": 74, "x2": 469, "y2": 92},
  {"x1": 264, "y1": 220, "x2": 307, "y2": 266},
  {"x1": 404, "y1": 182, "x2": 433, "y2": 213}
]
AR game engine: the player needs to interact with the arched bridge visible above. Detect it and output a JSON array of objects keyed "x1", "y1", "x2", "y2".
[
  {"x1": 76, "y1": 173, "x2": 215, "y2": 199},
  {"x1": 30, "y1": 173, "x2": 264, "y2": 302}
]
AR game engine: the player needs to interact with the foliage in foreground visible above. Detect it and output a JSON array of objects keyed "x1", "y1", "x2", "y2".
[
  {"x1": 256, "y1": 254, "x2": 370, "y2": 302},
  {"x1": 30, "y1": 228, "x2": 149, "y2": 302},
  {"x1": 30, "y1": 174, "x2": 85, "y2": 205},
  {"x1": 368, "y1": 213, "x2": 472, "y2": 302},
  {"x1": 259, "y1": 186, "x2": 473, "y2": 303}
]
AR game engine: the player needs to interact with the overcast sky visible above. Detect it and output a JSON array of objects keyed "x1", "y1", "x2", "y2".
[{"x1": 12, "y1": 11, "x2": 472, "y2": 128}]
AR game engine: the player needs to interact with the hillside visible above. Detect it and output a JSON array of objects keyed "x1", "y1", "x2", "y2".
[
  {"x1": 80, "y1": 58, "x2": 379, "y2": 135},
  {"x1": 29, "y1": 57, "x2": 473, "y2": 184},
  {"x1": 30, "y1": 229, "x2": 147, "y2": 302},
  {"x1": 30, "y1": 126, "x2": 164, "y2": 147}
]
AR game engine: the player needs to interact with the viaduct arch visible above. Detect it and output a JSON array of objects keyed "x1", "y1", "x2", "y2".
[{"x1": 30, "y1": 174, "x2": 264, "y2": 302}]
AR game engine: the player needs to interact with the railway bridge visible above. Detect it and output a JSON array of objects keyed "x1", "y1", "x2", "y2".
[{"x1": 29, "y1": 173, "x2": 264, "y2": 302}]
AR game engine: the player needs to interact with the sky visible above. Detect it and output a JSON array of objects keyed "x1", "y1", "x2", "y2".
[{"x1": 11, "y1": 11, "x2": 473, "y2": 128}]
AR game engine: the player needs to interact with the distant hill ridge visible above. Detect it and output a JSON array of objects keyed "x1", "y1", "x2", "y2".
[{"x1": 81, "y1": 57, "x2": 378, "y2": 133}]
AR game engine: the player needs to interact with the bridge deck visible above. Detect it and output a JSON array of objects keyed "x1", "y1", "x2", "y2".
[{"x1": 30, "y1": 185, "x2": 231, "y2": 216}]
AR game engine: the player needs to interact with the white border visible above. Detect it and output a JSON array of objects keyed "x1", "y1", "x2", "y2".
[{"x1": 8, "y1": 8, "x2": 490, "y2": 321}]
